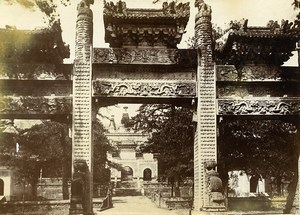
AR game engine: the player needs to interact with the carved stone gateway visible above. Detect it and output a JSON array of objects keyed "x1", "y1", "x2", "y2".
[{"x1": 0, "y1": 0, "x2": 300, "y2": 214}]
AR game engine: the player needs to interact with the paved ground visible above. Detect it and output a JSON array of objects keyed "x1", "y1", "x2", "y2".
[
  {"x1": 95, "y1": 196, "x2": 189, "y2": 215},
  {"x1": 94, "y1": 196, "x2": 287, "y2": 215}
]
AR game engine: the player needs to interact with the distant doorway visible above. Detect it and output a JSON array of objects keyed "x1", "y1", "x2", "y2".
[
  {"x1": 143, "y1": 168, "x2": 152, "y2": 181},
  {"x1": 121, "y1": 166, "x2": 133, "y2": 181},
  {"x1": 0, "y1": 179, "x2": 4, "y2": 195}
]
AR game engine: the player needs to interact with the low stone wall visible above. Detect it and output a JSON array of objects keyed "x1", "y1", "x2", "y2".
[
  {"x1": 0, "y1": 199, "x2": 103, "y2": 215},
  {"x1": 37, "y1": 178, "x2": 71, "y2": 200},
  {"x1": 142, "y1": 182, "x2": 193, "y2": 198},
  {"x1": 150, "y1": 192, "x2": 192, "y2": 209},
  {"x1": 228, "y1": 197, "x2": 271, "y2": 211}
]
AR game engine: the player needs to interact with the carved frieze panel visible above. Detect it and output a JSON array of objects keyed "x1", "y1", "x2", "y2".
[
  {"x1": 0, "y1": 80, "x2": 72, "y2": 96},
  {"x1": 0, "y1": 96, "x2": 72, "y2": 115},
  {"x1": 92, "y1": 64, "x2": 196, "y2": 81},
  {"x1": 216, "y1": 64, "x2": 282, "y2": 81},
  {"x1": 0, "y1": 63, "x2": 71, "y2": 80},
  {"x1": 217, "y1": 83, "x2": 300, "y2": 98},
  {"x1": 218, "y1": 99, "x2": 300, "y2": 115},
  {"x1": 93, "y1": 48, "x2": 196, "y2": 65},
  {"x1": 240, "y1": 65, "x2": 282, "y2": 81},
  {"x1": 93, "y1": 79, "x2": 196, "y2": 98},
  {"x1": 216, "y1": 65, "x2": 239, "y2": 81}
]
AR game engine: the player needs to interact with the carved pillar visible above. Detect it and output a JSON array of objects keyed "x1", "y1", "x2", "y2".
[
  {"x1": 193, "y1": 0, "x2": 219, "y2": 212},
  {"x1": 70, "y1": 0, "x2": 94, "y2": 214}
]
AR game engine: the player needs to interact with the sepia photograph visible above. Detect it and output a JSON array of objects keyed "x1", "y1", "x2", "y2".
[{"x1": 0, "y1": 0, "x2": 299, "y2": 214}]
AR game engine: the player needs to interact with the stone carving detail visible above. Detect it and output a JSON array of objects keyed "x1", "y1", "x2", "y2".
[
  {"x1": 218, "y1": 99, "x2": 300, "y2": 115},
  {"x1": 162, "y1": 1, "x2": 190, "y2": 15},
  {"x1": 0, "y1": 63, "x2": 70, "y2": 80},
  {"x1": 103, "y1": 1, "x2": 189, "y2": 47},
  {"x1": 0, "y1": 96, "x2": 72, "y2": 115},
  {"x1": 93, "y1": 48, "x2": 180, "y2": 65},
  {"x1": 216, "y1": 65, "x2": 282, "y2": 81},
  {"x1": 93, "y1": 80, "x2": 196, "y2": 97},
  {"x1": 104, "y1": 1, "x2": 189, "y2": 16},
  {"x1": 0, "y1": 80, "x2": 72, "y2": 97},
  {"x1": 203, "y1": 161, "x2": 226, "y2": 211},
  {"x1": 240, "y1": 65, "x2": 282, "y2": 81},
  {"x1": 216, "y1": 65, "x2": 239, "y2": 81},
  {"x1": 77, "y1": 0, "x2": 94, "y2": 10},
  {"x1": 195, "y1": 0, "x2": 211, "y2": 18}
]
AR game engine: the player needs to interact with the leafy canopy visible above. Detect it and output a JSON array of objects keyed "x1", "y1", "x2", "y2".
[{"x1": 133, "y1": 104, "x2": 194, "y2": 179}]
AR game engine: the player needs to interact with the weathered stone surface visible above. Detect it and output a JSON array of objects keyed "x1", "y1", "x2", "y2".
[
  {"x1": 93, "y1": 48, "x2": 197, "y2": 65},
  {"x1": 194, "y1": 0, "x2": 216, "y2": 211},
  {"x1": 0, "y1": 63, "x2": 72, "y2": 80},
  {"x1": 93, "y1": 79, "x2": 196, "y2": 98},
  {"x1": 0, "y1": 80, "x2": 72, "y2": 96},
  {"x1": 218, "y1": 99, "x2": 300, "y2": 115},
  {"x1": 0, "y1": 96, "x2": 72, "y2": 115},
  {"x1": 216, "y1": 64, "x2": 282, "y2": 81}
]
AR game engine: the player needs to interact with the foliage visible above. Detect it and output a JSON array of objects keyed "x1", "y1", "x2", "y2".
[
  {"x1": 3, "y1": 0, "x2": 70, "y2": 24},
  {"x1": 219, "y1": 119, "x2": 298, "y2": 181},
  {"x1": 0, "y1": 120, "x2": 72, "y2": 199},
  {"x1": 133, "y1": 104, "x2": 194, "y2": 180},
  {"x1": 293, "y1": 0, "x2": 300, "y2": 9},
  {"x1": 93, "y1": 119, "x2": 114, "y2": 186},
  {"x1": 0, "y1": 119, "x2": 114, "y2": 199}
]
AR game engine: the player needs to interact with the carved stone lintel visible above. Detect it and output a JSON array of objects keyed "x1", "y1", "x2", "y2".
[
  {"x1": 0, "y1": 96, "x2": 72, "y2": 115},
  {"x1": 216, "y1": 64, "x2": 282, "y2": 81},
  {"x1": 0, "y1": 80, "x2": 72, "y2": 97},
  {"x1": 93, "y1": 79, "x2": 196, "y2": 98},
  {"x1": 0, "y1": 63, "x2": 71, "y2": 80},
  {"x1": 218, "y1": 99, "x2": 300, "y2": 115},
  {"x1": 93, "y1": 48, "x2": 176, "y2": 64},
  {"x1": 93, "y1": 48, "x2": 197, "y2": 65},
  {"x1": 217, "y1": 83, "x2": 300, "y2": 98}
]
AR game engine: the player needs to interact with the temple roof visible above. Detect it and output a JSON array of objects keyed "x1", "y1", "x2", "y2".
[
  {"x1": 0, "y1": 21, "x2": 70, "y2": 64},
  {"x1": 103, "y1": 1, "x2": 190, "y2": 48},
  {"x1": 215, "y1": 19, "x2": 300, "y2": 65}
]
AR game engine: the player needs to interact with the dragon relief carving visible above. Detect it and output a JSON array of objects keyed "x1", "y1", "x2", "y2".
[
  {"x1": 93, "y1": 80, "x2": 196, "y2": 97},
  {"x1": 218, "y1": 100, "x2": 300, "y2": 115}
]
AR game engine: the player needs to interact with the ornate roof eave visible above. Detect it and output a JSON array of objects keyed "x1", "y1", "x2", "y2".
[
  {"x1": 0, "y1": 21, "x2": 70, "y2": 64},
  {"x1": 103, "y1": 1, "x2": 190, "y2": 48},
  {"x1": 215, "y1": 20, "x2": 300, "y2": 65},
  {"x1": 216, "y1": 28, "x2": 300, "y2": 54}
]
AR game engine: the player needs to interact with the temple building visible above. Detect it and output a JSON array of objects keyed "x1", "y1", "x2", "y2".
[{"x1": 106, "y1": 107, "x2": 158, "y2": 192}]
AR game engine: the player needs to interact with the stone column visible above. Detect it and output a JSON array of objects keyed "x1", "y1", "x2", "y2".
[
  {"x1": 70, "y1": 0, "x2": 94, "y2": 214},
  {"x1": 193, "y1": 0, "x2": 218, "y2": 212}
]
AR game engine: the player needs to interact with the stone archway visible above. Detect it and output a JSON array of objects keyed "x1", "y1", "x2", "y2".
[{"x1": 143, "y1": 168, "x2": 152, "y2": 181}]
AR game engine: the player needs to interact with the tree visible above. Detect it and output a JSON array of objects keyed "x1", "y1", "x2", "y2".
[
  {"x1": 12, "y1": 121, "x2": 71, "y2": 200},
  {"x1": 133, "y1": 104, "x2": 194, "y2": 196},
  {"x1": 93, "y1": 119, "x2": 114, "y2": 188},
  {"x1": 218, "y1": 119, "x2": 299, "y2": 213},
  {"x1": 0, "y1": 119, "x2": 114, "y2": 200}
]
